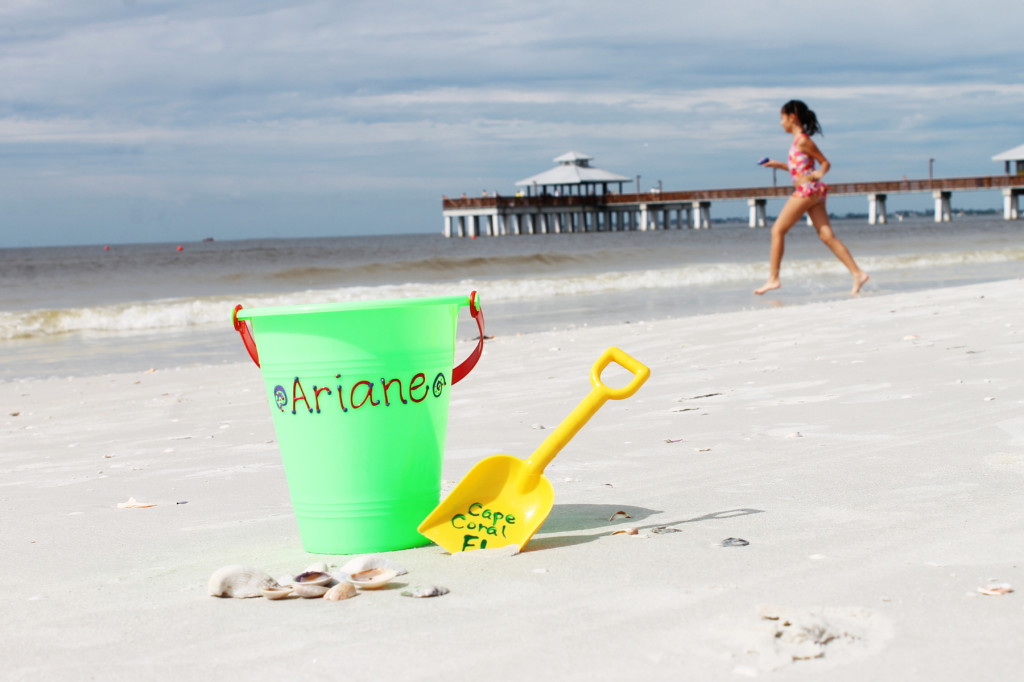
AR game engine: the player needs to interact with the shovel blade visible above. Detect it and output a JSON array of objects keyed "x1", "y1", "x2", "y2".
[{"x1": 418, "y1": 454, "x2": 554, "y2": 553}]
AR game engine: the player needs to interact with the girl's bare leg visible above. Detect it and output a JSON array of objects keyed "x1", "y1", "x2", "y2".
[
  {"x1": 754, "y1": 194, "x2": 819, "y2": 295},
  {"x1": 806, "y1": 201, "x2": 869, "y2": 293}
]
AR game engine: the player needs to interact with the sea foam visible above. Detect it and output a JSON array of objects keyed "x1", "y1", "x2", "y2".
[{"x1": 1, "y1": 246, "x2": 1018, "y2": 341}]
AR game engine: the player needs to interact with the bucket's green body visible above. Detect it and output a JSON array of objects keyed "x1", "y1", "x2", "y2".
[{"x1": 236, "y1": 295, "x2": 473, "y2": 554}]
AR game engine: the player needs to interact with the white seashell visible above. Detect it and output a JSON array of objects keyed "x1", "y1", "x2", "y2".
[
  {"x1": 208, "y1": 565, "x2": 278, "y2": 599},
  {"x1": 260, "y1": 585, "x2": 294, "y2": 600},
  {"x1": 293, "y1": 571, "x2": 333, "y2": 587},
  {"x1": 292, "y1": 584, "x2": 329, "y2": 599},
  {"x1": 347, "y1": 567, "x2": 398, "y2": 590},
  {"x1": 323, "y1": 582, "x2": 358, "y2": 601},
  {"x1": 276, "y1": 574, "x2": 294, "y2": 587},
  {"x1": 978, "y1": 583, "x2": 1013, "y2": 596},
  {"x1": 117, "y1": 497, "x2": 156, "y2": 509},
  {"x1": 304, "y1": 561, "x2": 329, "y2": 574},
  {"x1": 336, "y1": 555, "x2": 407, "y2": 579},
  {"x1": 401, "y1": 585, "x2": 449, "y2": 598}
]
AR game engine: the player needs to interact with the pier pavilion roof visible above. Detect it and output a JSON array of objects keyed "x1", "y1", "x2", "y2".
[
  {"x1": 992, "y1": 144, "x2": 1024, "y2": 161},
  {"x1": 515, "y1": 151, "x2": 631, "y2": 188}
]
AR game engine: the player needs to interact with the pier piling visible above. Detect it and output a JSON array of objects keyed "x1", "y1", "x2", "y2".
[
  {"x1": 1003, "y1": 188, "x2": 1022, "y2": 220},
  {"x1": 748, "y1": 198, "x2": 767, "y2": 228},
  {"x1": 868, "y1": 193, "x2": 888, "y2": 225},
  {"x1": 933, "y1": 191, "x2": 952, "y2": 223}
]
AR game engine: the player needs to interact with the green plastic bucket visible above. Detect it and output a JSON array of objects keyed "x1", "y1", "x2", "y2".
[{"x1": 232, "y1": 292, "x2": 484, "y2": 554}]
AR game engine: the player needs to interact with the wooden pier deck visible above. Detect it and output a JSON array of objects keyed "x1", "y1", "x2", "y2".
[{"x1": 442, "y1": 174, "x2": 1024, "y2": 237}]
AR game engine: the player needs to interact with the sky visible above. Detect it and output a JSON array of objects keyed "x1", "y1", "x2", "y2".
[{"x1": 2, "y1": 0, "x2": 1023, "y2": 247}]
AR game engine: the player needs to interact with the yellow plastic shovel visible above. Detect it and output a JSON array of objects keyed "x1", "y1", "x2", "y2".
[{"x1": 418, "y1": 347, "x2": 650, "y2": 553}]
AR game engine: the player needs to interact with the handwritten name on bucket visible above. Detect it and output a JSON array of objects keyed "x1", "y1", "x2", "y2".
[
  {"x1": 273, "y1": 371, "x2": 448, "y2": 415},
  {"x1": 450, "y1": 502, "x2": 516, "y2": 551}
]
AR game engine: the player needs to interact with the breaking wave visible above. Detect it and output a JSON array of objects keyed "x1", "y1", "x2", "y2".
[{"x1": 1, "y1": 247, "x2": 1019, "y2": 341}]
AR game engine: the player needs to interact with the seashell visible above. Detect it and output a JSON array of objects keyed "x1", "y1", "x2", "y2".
[
  {"x1": 292, "y1": 584, "x2": 329, "y2": 599},
  {"x1": 323, "y1": 582, "x2": 358, "y2": 601},
  {"x1": 347, "y1": 567, "x2": 398, "y2": 590},
  {"x1": 304, "y1": 561, "x2": 329, "y2": 573},
  {"x1": 608, "y1": 510, "x2": 632, "y2": 521},
  {"x1": 276, "y1": 574, "x2": 295, "y2": 587},
  {"x1": 401, "y1": 585, "x2": 449, "y2": 598},
  {"x1": 978, "y1": 583, "x2": 1013, "y2": 596},
  {"x1": 649, "y1": 526, "x2": 681, "y2": 534},
  {"x1": 117, "y1": 497, "x2": 156, "y2": 509},
  {"x1": 336, "y1": 555, "x2": 407, "y2": 579},
  {"x1": 293, "y1": 571, "x2": 333, "y2": 587},
  {"x1": 208, "y1": 565, "x2": 278, "y2": 599},
  {"x1": 611, "y1": 527, "x2": 638, "y2": 535},
  {"x1": 260, "y1": 585, "x2": 294, "y2": 600}
]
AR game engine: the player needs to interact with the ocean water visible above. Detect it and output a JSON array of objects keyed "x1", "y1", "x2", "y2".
[{"x1": 1, "y1": 215, "x2": 1021, "y2": 380}]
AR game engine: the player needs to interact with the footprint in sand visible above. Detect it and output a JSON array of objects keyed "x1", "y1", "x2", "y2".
[{"x1": 741, "y1": 605, "x2": 894, "y2": 672}]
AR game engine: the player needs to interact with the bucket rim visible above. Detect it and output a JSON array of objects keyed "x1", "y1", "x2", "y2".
[{"x1": 235, "y1": 294, "x2": 474, "y2": 321}]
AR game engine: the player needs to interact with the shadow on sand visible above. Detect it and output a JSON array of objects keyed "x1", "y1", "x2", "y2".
[{"x1": 523, "y1": 506, "x2": 764, "y2": 552}]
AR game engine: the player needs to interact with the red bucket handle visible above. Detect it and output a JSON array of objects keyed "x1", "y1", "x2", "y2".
[
  {"x1": 232, "y1": 292, "x2": 485, "y2": 383},
  {"x1": 453, "y1": 290, "x2": 485, "y2": 384},
  {"x1": 232, "y1": 304, "x2": 261, "y2": 368}
]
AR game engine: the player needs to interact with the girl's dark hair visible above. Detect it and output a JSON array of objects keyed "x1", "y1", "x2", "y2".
[{"x1": 781, "y1": 100, "x2": 823, "y2": 136}]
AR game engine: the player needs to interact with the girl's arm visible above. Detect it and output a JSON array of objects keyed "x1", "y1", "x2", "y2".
[{"x1": 760, "y1": 159, "x2": 788, "y2": 171}]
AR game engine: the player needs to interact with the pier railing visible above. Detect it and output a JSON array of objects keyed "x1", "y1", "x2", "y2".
[
  {"x1": 442, "y1": 174, "x2": 1024, "y2": 235},
  {"x1": 443, "y1": 174, "x2": 1024, "y2": 210}
]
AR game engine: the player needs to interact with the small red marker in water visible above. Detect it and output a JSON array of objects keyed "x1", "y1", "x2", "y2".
[
  {"x1": 104, "y1": 245, "x2": 110, "y2": 251},
  {"x1": 177, "y1": 245, "x2": 184, "y2": 251}
]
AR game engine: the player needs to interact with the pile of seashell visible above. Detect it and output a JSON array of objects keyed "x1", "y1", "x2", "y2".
[{"x1": 208, "y1": 556, "x2": 448, "y2": 600}]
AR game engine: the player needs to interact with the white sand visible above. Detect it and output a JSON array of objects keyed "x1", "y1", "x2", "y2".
[{"x1": 2, "y1": 279, "x2": 1022, "y2": 680}]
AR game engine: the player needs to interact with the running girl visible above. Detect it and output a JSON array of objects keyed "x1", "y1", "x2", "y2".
[{"x1": 754, "y1": 100, "x2": 869, "y2": 295}]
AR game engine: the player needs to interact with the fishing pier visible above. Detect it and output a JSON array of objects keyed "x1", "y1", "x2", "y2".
[{"x1": 442, "y1": 152, "x2": 1024, "y2": 237}]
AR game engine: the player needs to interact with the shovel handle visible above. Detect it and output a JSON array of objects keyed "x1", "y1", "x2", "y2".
[
  {"x1": 524, "y1": 347, "x2": 650, "y2": 479},
  {"x1": 590, "y1": 346, "x2": 650, "y2": 401}
]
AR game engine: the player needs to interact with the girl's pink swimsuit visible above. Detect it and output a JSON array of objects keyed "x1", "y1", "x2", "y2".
[{"x1": 788, "y1": 133, "x2": 828, "y2": 198}]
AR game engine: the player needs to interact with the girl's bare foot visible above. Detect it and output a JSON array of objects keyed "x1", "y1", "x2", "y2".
[
  {"x1": 852, "y1": 272, "x2": 869, "y2": 294},
  {"x1": 754, "y1": 278, "x2": 781, "y2": 295}
]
